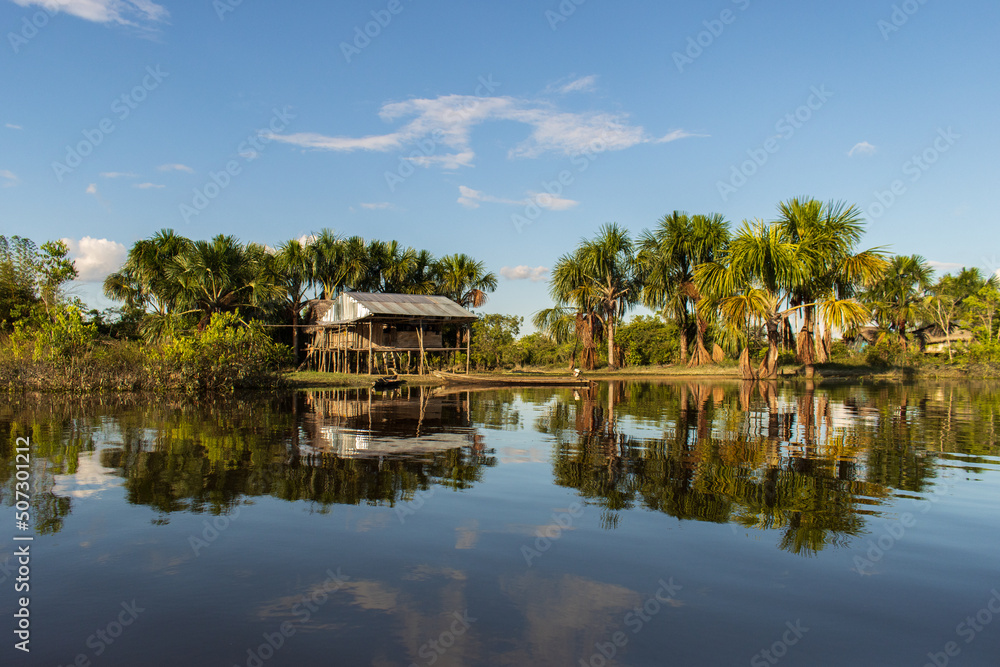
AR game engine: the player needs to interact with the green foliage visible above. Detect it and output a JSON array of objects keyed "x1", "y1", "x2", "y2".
[
  {"x1": 0, "y1": 235, "x2": 78, "y2": 329},
  {"x1": 865, "y1": 339, "x2": 905, "y2": 369},
  {"x1": 515, "y1": 332, "x2": 571, "y2": 368},
  {"x1": 615, "y1": 316, "x2": 679, "y2": 366},
  {"x1": 153, "y1": 311, "x2": 291, "y2": 392},
  {"x1": 471, "y1": 314, "x2": 522, "y2": 370},
  {"x1": 29, "y1": 305, "x2": 97, "y2": 362}
]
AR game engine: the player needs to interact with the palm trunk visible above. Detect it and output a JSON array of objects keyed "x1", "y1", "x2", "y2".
[
  {"x1": 688, "y1": 312, "x2": 713, "y2": 367},
  {"x1": 679, "y1": 326, "x2": 689, "y2": 364},
  {"x1": 291, "y1": 308, "x2": 300, "y2": 364},
  {"x1": 606, "y1": 317, "x2": 616, "y2": 370},
  {"x1": 757, "y1": 313, "x2": 781, "y2": 380}
]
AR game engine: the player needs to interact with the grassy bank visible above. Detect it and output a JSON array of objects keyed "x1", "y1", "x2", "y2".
[{"x1": 284, "y1": 360, "x2": 1000, "y2": 390}]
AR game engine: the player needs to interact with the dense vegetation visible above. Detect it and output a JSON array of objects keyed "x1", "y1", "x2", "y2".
[
  {"x1": 1, "y1": 230, "x2": 496, "y2": 391},
  {"x1": 4, "y1": 197, "x2": 999, "y2": 390},
  {"x1": 531, "y1": 198, "x2": 1000, "y2": 377}
]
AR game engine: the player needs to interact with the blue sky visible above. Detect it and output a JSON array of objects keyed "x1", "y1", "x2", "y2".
[{"x1": 1, "y1": 0, "x2": 998, "y2": 324}]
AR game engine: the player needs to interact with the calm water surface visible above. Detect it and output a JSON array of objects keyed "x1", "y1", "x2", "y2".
[{"x1": 2, "y1": 381, "x2": 1000, "y2": 666}]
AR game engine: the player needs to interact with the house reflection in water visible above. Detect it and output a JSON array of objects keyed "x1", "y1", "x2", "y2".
[{"x1": 301, "y1": 386, "x2": 486, "y2": 460}]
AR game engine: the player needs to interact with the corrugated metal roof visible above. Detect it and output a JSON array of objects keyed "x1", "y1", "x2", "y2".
[{"x1": 318, "y1": 292, "x2": 477, "y2": 324}]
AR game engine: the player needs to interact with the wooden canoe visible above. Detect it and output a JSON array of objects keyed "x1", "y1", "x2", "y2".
[
  {"x1": 433, "y1": 371, "x2": 591, "y2": 387},
  {"x1": 372, "y1": 375, "x2": 405, "y2": 390}
]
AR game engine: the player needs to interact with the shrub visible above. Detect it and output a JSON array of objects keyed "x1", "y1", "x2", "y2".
[
  {"x1": 153, "y1": 312, "x2": 291, "y2": 392},
  {"x1": 616, "y1": 316, "x2": 679, "y2": 366}
]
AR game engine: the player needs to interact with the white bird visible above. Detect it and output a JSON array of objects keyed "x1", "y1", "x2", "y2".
[{"x1": 573, "y1": 368, "x2": 581, "y2": 377}]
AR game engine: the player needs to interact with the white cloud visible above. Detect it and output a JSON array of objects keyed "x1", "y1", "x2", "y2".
[
  {"x1": 848, "y1": 141, "x2": 877, "y2": 157},
  {"x1": 556, "y1": 75, "x2": 598, "y2": 94},
  {"x1": 501, "y1": 266, "x2": 549, "y2": 282},
  {"x1": 1, "y1": 170, "x2": 19, "y2": 187},
  {"x1": 927, "y1": 260, "x2": 964, "y2": 275},
  {"x1": 360, "y1": 202, "x2": 394, "y2": 210},
  {"x1": 132, "y1": 182, "x2": 164, "y2": 189},
  {"x1": 158, "y1": 163, "x2": 194, "y2": 173},
  {"x1": 458, "y1": 185, "x2": 578, "y2": 211},
  {"x1": 61, "y1": 237, "x2": 127, "y2": 282},
  {"x1": 100, "y1": 171, "x2": 138, "y2": 178},
  {"x1": 528, "y1": 191, "x2": 578, "y2": 211},
  {"x1": 85, "y1": 183, "x2": 98, "y2": 195},
  {"x1": 10, "y1": 0, "x2": 168, "y2": 27},
  {"x1": 5, "y1": 123, "x2": 22, "y2": 130},
  {"x1": 271, "y1": 93, "x2": 695, "y2": 167}
]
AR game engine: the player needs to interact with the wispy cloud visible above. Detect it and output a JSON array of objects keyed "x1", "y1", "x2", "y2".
[
  {"x1": 100, "y1": 171, "x2": 138, "y2": 179},
  {"x1": 551, "y1": 75, "x2": 598, "y2": 94},
  {"x1": 927, "y1": 260, "x2": 964, "y2": 275},
  {"x1": 848, "y1": 141, "x2": 877, "y2": 157},
  {"x1": 271, "y1": 93, "x2": 696, "y2": 168},
  {"x1": 5, "y1": 123, "x2": 22, "y2": 130},
  {"x1": 133, "y1": 182, "x2": 164, "y2": 189},
  {"x1": 457, "y1": 185, "x2": 578, "y2": 211},
  {"x1": 85, "y1": 183, "x2": 98, "y2": 195},
  {"x1": 158, "y1": 163, "x2": 194, "y2": 173},
  {"x1": 61, "y1": 237, "x2": 127, "y2": 282},
  {"x1": 360, "y1": 202, "x2": 394, "y2": 210},
  {"x1": 1, "y1": 170, "x2": 19, "y2": 187},
  {"x1": 501, "y1": 266, "x2": 549, "y2": 282},
  {"x1": 10, "y1": 0, "x2": 168, "y2": 28}
]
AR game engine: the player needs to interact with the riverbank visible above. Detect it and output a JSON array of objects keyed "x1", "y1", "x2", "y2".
[{"x1": 284, "y1": 361, "x2": 1000, "y2": 389}]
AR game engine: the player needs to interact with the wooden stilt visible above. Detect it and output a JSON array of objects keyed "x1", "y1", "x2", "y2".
[{"x1": 418, "y1": 322, "x2": 425, "y2": 376}]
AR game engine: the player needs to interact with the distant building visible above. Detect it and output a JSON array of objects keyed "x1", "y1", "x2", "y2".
[
  {"x1": 304, "y1": 292, "x2": 477, "y2": 374},
  {"x1": 912, "y1": 322, "x2": 974, "y2": 354}
]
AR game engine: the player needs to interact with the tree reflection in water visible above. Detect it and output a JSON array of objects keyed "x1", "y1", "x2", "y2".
[
  {"x1": 536, "y1": 380, "x2": 1000, "y2": 556},
  {"x1": 2, "y1": 381, "x2": 998, "y2": 559}
]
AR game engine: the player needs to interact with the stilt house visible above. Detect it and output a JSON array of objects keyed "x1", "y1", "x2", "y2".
[{"x1": 304, "y1": 292, "x2": 477, "y2": 374}]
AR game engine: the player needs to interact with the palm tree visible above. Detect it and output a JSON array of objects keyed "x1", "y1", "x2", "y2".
[
  {"x1": 639, "y1": 212, "x2": 730, "y2": 366},
  {"x1": 273, "y1": 238, "x2": 314, "y2": 361},
  {"x1": 696, "y1": 219, "x2": 872, "y2": 379},
  {"x1": 166, "y1": 235, "x2": 282, "y2": 326},
  {"x1": 546, "y1": 250, "x2": 603, "y2": 371},
  {"x1": 774, "y1": 198, "x2": 887, "y2": 368},
  {"x1": 552, "y1": 224, "x2": 638, "y2": 370},
  {"x1": 865, "y1": 254, "x2": 933, "y2": 348},
  {"x1": 309, "y1": 229, "x2": 342, "y2": 299},
  {"x1": 433, "y1": 254, "x2": 497, "y2": 309},
  {"x1": 401, "y1": 249, "x2": 438, "y2": 295},
  {"x1": 103, "y1": 228, "x2": 191, "y2": 316}
]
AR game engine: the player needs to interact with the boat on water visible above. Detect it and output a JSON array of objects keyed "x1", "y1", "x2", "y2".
[
  {"x1": 372, "y1": 375, "x2": 405, "y2": 390},
  {"x1": 433, "y1": 371, "x2": 591, "y2": 387}
]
